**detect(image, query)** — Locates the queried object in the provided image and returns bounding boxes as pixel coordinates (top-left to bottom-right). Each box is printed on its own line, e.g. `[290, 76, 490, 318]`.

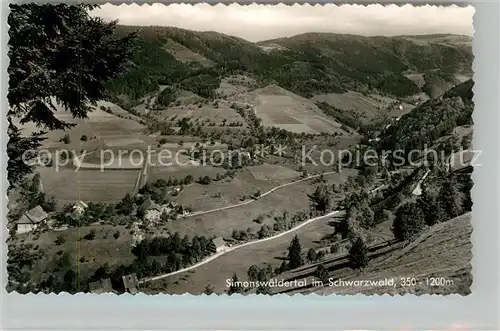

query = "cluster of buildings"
[140, 198, 190, 222]
[14, 205, 48, 234]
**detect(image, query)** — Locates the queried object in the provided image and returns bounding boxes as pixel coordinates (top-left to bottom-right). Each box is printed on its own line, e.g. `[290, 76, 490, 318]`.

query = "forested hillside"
[377, 79, 474, 154]
[103, 26, 473, 103]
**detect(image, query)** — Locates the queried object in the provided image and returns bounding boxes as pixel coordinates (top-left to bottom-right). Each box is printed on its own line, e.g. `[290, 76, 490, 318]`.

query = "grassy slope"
[318, 212, 472, 295]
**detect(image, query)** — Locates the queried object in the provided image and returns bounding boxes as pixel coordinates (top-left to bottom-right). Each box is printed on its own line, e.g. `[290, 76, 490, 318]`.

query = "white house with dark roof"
[212, 237, 227, 253]
[15, 205, 48, 234]
[141, 198, 162, 222]
[89, 278, 114, 294]
[122, 274, 139, 294]
[73, 200, 88, 216]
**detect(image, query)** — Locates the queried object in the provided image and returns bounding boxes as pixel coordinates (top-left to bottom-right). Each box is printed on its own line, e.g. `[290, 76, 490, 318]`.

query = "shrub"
[307, 248, 317, 262]
[84, 229, 96, 240]
[253, 215, 264, 224]
[60, 134, 71, 144]
[55, 235, 65, 245]
[80, 135, 88, 141]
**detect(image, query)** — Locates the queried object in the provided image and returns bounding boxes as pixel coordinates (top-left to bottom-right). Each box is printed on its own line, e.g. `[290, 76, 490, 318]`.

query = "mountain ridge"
[105, 25, 473, 103]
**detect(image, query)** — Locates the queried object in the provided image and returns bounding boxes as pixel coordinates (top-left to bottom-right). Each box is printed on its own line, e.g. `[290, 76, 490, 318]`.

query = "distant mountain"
[377, 79, 474, 153]
[105, 26, 473, 103]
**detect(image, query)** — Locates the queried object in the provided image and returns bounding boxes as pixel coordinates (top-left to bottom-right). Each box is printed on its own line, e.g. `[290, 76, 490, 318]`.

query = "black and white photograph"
[6, 3, 475, 296]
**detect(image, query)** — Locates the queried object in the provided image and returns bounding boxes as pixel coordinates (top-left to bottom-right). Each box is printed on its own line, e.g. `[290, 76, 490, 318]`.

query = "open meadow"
[13, 224, 136, 282]
[311, 91, 416, 124]
[143, 211, 340, 294]
[151, 99, 248, 128]
[163, 169, 355, 239]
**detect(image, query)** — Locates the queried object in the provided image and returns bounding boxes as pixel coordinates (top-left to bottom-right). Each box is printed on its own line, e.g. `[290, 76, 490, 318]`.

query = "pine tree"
[348, 236, 369, 270]
[461, 175, 473, 212]
[418, 188, 439, 226]
[438, 177, 462, 219]
[256, 284, 272, 295]
[392, 201, 426, 241]
[7, 120, 44, 189]
[314, 264, 330, 284]
[204, 284, 214, 295]
[247, 265, 259, 282]
[307, 185, 331, 213]
[287, 235, 303, 269]
[227, 273, 244, 295]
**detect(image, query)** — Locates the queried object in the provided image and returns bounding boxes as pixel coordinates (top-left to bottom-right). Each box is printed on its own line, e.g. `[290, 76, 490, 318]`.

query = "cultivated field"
[173, 166, 287, 211]
[215, 75, 258, 98]
[17, 100, 147, 156]
[151, 99, 248, 127]
[404, 73, 426, 88]
[38, 167, 139, 204]
[235, 84, 349, 134]
[163, 38, 215, 68]
[148, 164, 225, 183]
[246, 163, 300, 181]
[311, 90, 416, 123]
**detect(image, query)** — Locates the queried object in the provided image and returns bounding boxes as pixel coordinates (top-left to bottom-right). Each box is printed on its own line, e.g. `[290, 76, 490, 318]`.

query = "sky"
[91, 4, 474, 42]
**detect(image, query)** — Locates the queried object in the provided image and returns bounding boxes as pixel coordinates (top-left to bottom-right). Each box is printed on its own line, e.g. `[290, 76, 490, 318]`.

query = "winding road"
[139, 209, 341, 284]
[178, 171, 338, 219]
[138, 173, 384, 284]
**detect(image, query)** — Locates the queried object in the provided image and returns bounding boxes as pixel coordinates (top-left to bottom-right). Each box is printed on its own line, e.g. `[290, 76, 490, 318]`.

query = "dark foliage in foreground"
[7, 4, 136, 187]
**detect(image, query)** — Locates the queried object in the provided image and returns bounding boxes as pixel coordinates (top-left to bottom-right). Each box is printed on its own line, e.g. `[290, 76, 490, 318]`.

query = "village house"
[89, 278, 114, 294]
[212, 237, 227, 253]
[15, 205, 48, 234]
[141, 198, 162, 222]
[122, 274, 139, 294]
[73, 200, 88, 216]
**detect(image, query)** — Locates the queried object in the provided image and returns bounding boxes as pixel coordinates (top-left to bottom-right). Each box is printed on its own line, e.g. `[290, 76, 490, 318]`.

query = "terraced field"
[235, 84, 349, 135]
[38, 168, 139, 204]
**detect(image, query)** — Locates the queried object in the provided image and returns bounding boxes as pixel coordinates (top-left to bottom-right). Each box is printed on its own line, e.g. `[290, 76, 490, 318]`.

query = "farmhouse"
[122, 274, 139, 294]
[89, 278, 114, 294]
[141, 198, 162, 222]
[15, 205, 48, 234]
[212, 237, 227, 253]
[73, 200, 88, 216]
